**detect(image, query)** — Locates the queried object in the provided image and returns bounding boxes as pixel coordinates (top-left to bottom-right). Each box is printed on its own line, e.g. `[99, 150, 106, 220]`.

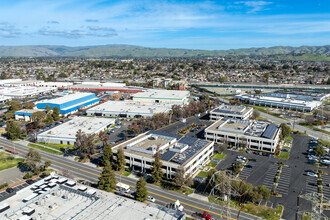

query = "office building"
[112, 130, 214, 178]
[209, 104, 253, 121]
[205, 118, 281, 153]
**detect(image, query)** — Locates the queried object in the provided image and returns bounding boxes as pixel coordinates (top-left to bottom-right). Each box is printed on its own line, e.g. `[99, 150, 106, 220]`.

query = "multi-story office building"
[112, 130, 214, 178]
[209, 104, 253, 121]
[204, 118, 281, 153]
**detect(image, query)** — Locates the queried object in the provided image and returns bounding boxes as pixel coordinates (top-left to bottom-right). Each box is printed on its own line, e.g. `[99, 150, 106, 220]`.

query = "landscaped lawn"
[0, 152, 23, 171]
[275, 151, 290, 160]
[208, 162, 217, 168]
[197, 171, 208, 178]
[285, 136, 293, 141]
[213, 152, 226, 160]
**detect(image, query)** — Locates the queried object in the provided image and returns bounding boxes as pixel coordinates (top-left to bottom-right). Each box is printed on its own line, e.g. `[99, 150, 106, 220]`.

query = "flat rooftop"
[115, 130, 211, 165]
[37, 92, 94, 105]
[0, 86, 56, 97]
[87, 101, 171, 115]
[237, 94, 322, 107]
[133, 89, 190, 100]
[207, 118, 279, 139]
[38, 117, 115, 139]
[69, 84, 143, 91]
[1, 176, 184, 220]
[211, 104, 252, 115]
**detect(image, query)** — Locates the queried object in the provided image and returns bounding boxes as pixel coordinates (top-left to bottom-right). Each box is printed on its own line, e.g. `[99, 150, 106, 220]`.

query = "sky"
[0, 0, 329, 49]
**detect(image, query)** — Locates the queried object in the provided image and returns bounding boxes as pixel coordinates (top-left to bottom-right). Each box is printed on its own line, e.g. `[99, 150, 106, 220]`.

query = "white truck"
[116, 182, 130, 193]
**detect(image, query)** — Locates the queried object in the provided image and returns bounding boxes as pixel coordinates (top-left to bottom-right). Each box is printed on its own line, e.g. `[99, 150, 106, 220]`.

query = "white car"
[147, 196, 156, 202]
[306, 172, 318, 177]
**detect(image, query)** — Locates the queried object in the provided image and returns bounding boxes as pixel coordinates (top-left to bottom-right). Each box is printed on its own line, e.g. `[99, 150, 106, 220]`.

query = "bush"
[23, 172, 33, 179]
[0, 183, 8, 189]
[274, 177, 279, 183]
[43, 170, 51, 176]
[317, 179, 323, 186]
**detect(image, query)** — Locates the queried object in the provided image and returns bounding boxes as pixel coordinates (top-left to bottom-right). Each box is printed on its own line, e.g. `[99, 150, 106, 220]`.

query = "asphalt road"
[0, 138, 257, 220]
[259, 112, 330, 141]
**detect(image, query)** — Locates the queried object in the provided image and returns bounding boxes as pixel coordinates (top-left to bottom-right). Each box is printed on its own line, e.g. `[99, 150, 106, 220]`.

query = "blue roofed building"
[15, 109, 45, 121]
[36, 92, 100, 116]
[205, 117, 281, 153]
[112, 130, 214, 178]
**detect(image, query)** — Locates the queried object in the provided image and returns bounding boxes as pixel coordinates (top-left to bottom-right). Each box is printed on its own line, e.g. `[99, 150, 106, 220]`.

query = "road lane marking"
[1, 141, 239, 220]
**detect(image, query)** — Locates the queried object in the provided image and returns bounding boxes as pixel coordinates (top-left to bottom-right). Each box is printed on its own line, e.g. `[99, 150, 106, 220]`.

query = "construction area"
[0, 175, 185, 220]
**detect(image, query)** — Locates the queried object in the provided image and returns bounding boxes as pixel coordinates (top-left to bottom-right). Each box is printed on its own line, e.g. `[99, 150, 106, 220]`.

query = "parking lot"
[0, 177, 42, 203]
[215, 133, 330, 219]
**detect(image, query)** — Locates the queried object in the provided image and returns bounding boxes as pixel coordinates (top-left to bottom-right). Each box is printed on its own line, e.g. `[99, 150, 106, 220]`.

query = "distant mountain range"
[0, 44, 329, 58]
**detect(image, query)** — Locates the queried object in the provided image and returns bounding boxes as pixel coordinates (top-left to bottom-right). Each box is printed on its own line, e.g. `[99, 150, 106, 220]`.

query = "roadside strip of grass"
[298, 124, 330, 136]
[243, 104, 287, 120]
[28, 143, 63, 156]
[36, 142, 72, 152]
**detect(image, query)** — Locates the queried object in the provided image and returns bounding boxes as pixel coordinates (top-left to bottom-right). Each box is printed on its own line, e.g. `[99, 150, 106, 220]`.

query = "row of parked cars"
[306, 138, 330, 165]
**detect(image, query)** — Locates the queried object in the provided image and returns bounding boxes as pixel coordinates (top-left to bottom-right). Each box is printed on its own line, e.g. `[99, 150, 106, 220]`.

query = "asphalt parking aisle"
[276, 166, 291, 195]
[305, 176, 318, 194]
[262, 164, 278, 191]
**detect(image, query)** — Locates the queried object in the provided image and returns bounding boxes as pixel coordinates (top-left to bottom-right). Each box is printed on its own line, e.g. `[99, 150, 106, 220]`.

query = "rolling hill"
[0, 44, 329, 58]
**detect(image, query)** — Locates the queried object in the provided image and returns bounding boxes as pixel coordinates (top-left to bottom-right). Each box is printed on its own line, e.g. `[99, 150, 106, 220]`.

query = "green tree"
[4, 112, 14, 120]
[31, 111, 47, 128]
[98, 161, 116, 192]
[280, 123, 291, 139]
[52, 107, 60, 121]
[45, 104, 52, 114]
[102, 143, 112, 166]
[6, 121, 21, 140]
[115, 148, 125, 171]
[254, 185, 270, 201]
[7, 101, 22, 112]
[44, 113, 53, 124]
[151, 151, 164, 183]
[25, 148, 41, 171]
[173, 167, 194, 189]
[23, 102, 35, 109]
[314, 145, 326, 157]
[135, 177, 148, 202]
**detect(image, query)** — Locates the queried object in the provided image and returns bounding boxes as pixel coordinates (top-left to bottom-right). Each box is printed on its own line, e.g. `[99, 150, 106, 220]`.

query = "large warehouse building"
[209, 104, 253, 121]
[132, 89, 190, 105]
[36, 92, 99, 115]
[112, 130, 214, 178]
[1, 176, 184, 220]
[86, 101, 172, 118]
[68, 82, 144, 93]
[37, 117, 115, 145]
[235, 94, 322, 112]
[204, 118, 281, 153]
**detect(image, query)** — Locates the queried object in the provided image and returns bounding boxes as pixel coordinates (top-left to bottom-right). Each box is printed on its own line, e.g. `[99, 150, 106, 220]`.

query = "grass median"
[28, 143, 64, 156]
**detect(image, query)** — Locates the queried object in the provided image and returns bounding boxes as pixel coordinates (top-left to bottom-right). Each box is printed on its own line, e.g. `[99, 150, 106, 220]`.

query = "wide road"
[0, 138, 258, 220]
[259, 112, 330, 141]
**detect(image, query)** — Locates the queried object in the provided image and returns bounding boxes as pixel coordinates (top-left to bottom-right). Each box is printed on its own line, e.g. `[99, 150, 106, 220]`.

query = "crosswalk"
[262, 164, 278, 191]
[276, 167, 291, 195]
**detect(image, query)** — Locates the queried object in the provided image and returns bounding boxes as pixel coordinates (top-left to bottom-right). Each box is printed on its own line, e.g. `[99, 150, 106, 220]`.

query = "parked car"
[249, 158, 257, 162]
[245, 165, 253, 168]
[147, 196, 156, 202]
[6, 188, 15, 193]
[306, 172, 318, 177]
[26, 179, 35, 185]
